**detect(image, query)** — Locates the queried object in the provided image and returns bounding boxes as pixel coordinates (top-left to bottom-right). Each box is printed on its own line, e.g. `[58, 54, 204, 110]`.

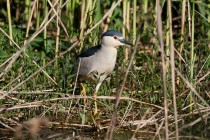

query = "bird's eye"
[113, 36, 118, 40]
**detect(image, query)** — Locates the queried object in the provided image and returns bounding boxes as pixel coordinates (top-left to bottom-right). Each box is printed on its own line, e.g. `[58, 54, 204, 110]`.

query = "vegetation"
[0, 0, 209, 139]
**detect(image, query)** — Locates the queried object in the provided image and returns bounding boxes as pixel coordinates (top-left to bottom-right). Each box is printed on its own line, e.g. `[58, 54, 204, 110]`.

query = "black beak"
[119, 38, 133, 46]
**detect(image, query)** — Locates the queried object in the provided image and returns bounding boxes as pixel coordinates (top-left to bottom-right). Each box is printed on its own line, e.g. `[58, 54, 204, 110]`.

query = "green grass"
[0, 0, 209, 139]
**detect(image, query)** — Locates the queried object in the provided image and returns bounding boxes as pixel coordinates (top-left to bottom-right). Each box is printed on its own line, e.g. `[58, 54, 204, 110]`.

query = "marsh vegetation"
[0, 0, 209, 139]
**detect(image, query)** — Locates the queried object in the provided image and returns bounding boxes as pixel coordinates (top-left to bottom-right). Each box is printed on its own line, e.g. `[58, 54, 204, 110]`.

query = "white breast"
[92, 46, 117, 75]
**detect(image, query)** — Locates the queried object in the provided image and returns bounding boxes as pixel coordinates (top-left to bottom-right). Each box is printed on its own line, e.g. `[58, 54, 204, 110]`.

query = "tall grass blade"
[132, 0, 136, 43]
[6, 0, 13, 45]
[190, 0, 195, 113]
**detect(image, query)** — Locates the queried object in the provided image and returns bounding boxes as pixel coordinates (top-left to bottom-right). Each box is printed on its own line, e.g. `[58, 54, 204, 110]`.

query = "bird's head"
[101, 30, 133, 48]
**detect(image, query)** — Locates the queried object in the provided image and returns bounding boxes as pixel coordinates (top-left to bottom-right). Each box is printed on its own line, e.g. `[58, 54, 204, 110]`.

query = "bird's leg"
[93, 82, 102, 115]
[80, 83, 87, 103]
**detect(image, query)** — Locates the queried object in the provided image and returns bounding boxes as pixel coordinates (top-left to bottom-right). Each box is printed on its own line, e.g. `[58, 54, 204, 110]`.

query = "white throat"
[100, 44, 117, 56]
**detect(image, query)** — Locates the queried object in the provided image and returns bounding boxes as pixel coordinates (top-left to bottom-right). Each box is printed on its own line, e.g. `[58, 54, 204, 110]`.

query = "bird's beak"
[119, 38, 133, 46]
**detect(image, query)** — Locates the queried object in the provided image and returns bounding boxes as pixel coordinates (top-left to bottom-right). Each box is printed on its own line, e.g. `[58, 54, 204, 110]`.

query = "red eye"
[113, 36, 118, 40]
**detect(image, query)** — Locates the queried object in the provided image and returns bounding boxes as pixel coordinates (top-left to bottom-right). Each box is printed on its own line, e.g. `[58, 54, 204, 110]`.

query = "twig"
[66, 58, 82, 123]
[0, 121, 15, 132]
[24, 0, 38, 46]
[179, 0, 186, 54]
[131, 108, 151, 139]
[47, 0, 69, 38]
[2, 95, 163, 111]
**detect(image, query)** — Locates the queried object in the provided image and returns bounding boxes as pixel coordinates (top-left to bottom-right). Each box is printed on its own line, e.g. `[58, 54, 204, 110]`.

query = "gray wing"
[72, 57, 93, 76]
[72, 45, 101, 77]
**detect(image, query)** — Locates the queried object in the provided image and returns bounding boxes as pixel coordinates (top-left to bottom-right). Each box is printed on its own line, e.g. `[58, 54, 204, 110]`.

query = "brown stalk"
[168, 0, 179, 139]
[24, 0, 38, 46]
[0, 121, 15, 132]
[2, 95, 162, 111]
[179, 0, 186, 54]
[131, 108, 151, 139]
[154, 120, 164, 140]
[66, 58, 82, 123]
[177, 0, 186, 86]
[81, 0, 90, 33]
[122, 0, 128, 60]
[137, 109, 163, 130]
[55, 1, 61, 68]
[47, 0, 69, 38]
[103, 2, 115, 32]
[187, 0, 191, 38]
[80, 0, 85, 31]
[156, 0, 169, 139]
[119, 101, 134, 127]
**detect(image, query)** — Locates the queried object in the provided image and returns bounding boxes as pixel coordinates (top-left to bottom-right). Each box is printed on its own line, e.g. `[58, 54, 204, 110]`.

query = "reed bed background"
[0, 0, 209, 139]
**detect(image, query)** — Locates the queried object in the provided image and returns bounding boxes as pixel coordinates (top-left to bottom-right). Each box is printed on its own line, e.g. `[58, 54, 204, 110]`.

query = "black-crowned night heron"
[73, 30, 133, 114]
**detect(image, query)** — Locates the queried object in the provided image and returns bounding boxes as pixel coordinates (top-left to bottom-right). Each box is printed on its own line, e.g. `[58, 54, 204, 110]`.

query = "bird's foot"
[80, 83, 87, 103]
[93, 108, 98, 115]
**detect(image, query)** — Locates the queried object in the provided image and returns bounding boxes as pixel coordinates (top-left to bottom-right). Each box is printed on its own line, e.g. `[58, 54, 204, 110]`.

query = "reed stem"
[6, 0, 13, 45]
[190, 0, 195, 113]
[132, 0, 136, 43]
